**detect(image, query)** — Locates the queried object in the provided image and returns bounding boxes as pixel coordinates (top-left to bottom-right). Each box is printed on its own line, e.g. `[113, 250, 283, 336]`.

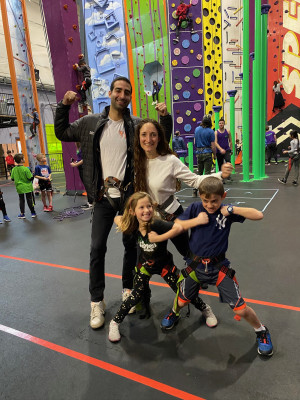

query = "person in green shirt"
[11, 154, 36, 219]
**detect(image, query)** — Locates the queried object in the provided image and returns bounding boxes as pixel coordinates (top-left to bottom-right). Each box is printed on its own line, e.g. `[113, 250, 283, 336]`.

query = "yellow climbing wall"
[202, 0, 223, 124]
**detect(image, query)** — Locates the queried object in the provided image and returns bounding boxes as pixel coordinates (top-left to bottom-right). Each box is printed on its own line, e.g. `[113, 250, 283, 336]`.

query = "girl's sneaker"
[18, 213, 25, 219]
[43, 205, 49, 212]
[48, 205, 53, 212]
[3, 215, 11, 222]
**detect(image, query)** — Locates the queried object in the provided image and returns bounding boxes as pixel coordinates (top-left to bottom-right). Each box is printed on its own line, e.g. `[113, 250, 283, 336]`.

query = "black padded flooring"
[0, 164, 299, 400]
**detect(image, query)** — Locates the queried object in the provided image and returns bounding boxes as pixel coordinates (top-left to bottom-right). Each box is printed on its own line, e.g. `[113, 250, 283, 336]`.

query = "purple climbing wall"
[41, 0, 84, 192]
[168, 0, 205, 143]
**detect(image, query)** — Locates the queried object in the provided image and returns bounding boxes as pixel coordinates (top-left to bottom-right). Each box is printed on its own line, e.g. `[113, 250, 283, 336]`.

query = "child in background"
[73, 57, 91, 105]
[0, 190, 11, 223]
[5, 150, 15, 176]
[108, 192, 217, 343]
[278, 130, 299, 186]
[27, 108, 40, 138]
[154, 177, 273, 357]
[11, 153, 36, 219]
[34, 153, 53, 212]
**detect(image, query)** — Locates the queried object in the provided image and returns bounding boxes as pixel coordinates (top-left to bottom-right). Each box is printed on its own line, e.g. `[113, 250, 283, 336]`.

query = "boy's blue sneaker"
[31, 212, 37, 218]
[256, 327, 273, 356]
[160, 311, 180, 330]
[3, 215, 11, 222]
[18, 213, 26, 219]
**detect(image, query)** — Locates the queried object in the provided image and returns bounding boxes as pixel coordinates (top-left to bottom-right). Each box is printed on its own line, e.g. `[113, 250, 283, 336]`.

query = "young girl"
[108, 192, 214, 342]
[278, 130, 299, 186]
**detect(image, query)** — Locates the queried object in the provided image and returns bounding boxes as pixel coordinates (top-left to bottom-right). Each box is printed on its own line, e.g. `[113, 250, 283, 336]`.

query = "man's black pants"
[89, 198, 137, 302]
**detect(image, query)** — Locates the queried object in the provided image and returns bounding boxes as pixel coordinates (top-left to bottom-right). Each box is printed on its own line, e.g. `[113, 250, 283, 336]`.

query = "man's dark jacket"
[54, 103, 172, 202]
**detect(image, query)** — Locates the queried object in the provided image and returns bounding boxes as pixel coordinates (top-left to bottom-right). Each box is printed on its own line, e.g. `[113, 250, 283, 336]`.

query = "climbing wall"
[81, 0, 129, 114]
[168, 0, 204, 141]
[202, 0, 223, 126]
[221, 1, 243, 140]
[267, 0, 300, 153]
[124, 0, 171, 119]
[42, 0, 84, 191]
[6, 0, 40, 169]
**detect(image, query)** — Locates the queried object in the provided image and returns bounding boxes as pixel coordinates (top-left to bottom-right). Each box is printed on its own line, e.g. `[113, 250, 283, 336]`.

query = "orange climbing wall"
[202, 0, 223, 124]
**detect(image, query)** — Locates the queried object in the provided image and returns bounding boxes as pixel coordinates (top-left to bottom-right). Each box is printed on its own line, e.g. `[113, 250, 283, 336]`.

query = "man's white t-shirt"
[99, 118, 127, 198]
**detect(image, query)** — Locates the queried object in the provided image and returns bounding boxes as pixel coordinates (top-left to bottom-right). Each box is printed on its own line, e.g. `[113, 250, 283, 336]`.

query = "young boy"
[27, 108, 40, 138]
[149, 176, 273, 357]
[5, 150, 15, 176]
[34, 154, 53, 212]
[0, 190, 11, 223]
[11, 153, 36, 219]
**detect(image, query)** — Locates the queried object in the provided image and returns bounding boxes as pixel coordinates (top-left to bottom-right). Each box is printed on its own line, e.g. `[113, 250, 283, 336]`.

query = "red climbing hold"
[68, 37, 73, 43]
[63, 4, 68, 10]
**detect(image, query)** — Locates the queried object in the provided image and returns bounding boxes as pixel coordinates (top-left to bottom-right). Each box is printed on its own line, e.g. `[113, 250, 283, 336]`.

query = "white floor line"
[261, 189, 279, 212]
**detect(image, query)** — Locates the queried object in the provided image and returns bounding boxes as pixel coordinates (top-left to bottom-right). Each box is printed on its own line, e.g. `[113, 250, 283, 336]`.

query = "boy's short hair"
[36, 153, 44, 161]
[199, 176, 225, 197]
[7, 150, 11, 154]
[14, 153, 24, 164]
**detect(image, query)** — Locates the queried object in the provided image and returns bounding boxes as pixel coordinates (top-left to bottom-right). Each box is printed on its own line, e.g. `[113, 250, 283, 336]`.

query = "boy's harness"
[97, 176, 131, 211]
[180, 252, 235, 283]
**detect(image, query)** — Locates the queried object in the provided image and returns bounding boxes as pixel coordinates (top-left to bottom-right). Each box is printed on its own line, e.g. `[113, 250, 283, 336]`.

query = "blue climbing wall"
[81, 0, 129, 113]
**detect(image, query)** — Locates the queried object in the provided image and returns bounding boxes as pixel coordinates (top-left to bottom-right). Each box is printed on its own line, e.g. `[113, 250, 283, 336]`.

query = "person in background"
[152, 80, 162, 105]
[70, 142, 93, 210]
[5, 150, 15, 176]
[235, 139, 242, 156]
[34, 153, 53, 212]
[11, 153, 36, 219]
[73, 57, 92, 106]
[172, 130, 186, 153]
[0, 190, 11, 223]
[193, 114, 216, 196]
[215, 117, 233, 176]
[27, 108, 40, 138]
[265, 126, 278, 165]
[278, 130, 299, 186]
[272, 81, 285, 113]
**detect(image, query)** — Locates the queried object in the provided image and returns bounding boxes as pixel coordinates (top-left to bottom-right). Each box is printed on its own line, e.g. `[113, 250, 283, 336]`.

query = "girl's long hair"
[134, 118, 179, 192]
[119, 192, 154, 234]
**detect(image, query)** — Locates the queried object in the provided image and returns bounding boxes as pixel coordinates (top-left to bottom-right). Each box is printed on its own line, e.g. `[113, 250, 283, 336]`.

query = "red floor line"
[1, 254, 299, 312]
[0, 324, 206, 400]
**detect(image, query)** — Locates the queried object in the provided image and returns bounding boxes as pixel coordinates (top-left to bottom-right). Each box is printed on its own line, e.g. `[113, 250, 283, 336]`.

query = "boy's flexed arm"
[221, 206, 263, 220]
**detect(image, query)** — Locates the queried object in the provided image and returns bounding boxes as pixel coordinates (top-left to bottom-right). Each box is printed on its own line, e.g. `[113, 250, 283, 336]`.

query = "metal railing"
[0, 93, 16, 116]
[0, 156, 8, 179]
[46, 153, 64, 172]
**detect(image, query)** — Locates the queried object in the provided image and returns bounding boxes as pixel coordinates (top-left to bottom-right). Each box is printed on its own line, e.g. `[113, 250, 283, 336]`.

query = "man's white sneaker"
[122, 289, 136, 314]
[90, 300, 105, 329]
[202, 304, 218, 327]
[108, 320, 121, 342]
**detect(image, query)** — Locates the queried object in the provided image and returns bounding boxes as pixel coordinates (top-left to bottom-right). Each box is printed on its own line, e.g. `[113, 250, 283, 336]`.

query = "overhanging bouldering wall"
[124, 0, 171, 119]
[168, 0, 205, 141]
[81, 0, 129, 114]
[41, 0, 84, 192]
[267, 0, 300, 154]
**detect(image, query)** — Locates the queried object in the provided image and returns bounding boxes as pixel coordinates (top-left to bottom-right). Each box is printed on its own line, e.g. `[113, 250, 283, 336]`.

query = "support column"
[0, 0, 28, 166]
[260, 4, 271, 179]
[213, 105, 222, 173]
[227, 90, 237, 174]
[242, 0, 250, 182]
[252, 0, 262, 180]
[186, 136, 194, 172]
[21, 0, 45, 154]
